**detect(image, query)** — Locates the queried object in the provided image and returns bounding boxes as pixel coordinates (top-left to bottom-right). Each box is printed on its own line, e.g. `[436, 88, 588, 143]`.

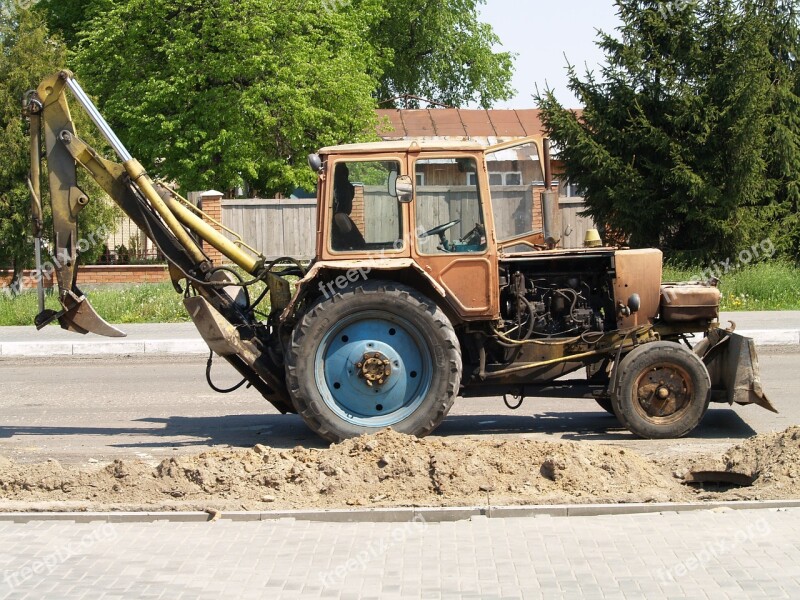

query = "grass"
[0, 283, 191, 326]
[1, 260, 797, 326]
[663, 260, 800, 311]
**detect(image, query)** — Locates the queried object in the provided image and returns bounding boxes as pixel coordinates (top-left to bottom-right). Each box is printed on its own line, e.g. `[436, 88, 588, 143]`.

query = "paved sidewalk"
[0, 312, 798, 357]
[0, 508, 798, 599]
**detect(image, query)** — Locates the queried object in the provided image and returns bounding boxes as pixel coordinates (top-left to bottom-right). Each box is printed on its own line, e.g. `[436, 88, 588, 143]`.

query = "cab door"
[409, 152, 500, 321]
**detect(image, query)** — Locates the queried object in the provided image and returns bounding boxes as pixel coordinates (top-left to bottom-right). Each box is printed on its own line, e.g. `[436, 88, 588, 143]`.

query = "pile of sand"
[1, 427, 798, 511]
[0, 430, 688, 511]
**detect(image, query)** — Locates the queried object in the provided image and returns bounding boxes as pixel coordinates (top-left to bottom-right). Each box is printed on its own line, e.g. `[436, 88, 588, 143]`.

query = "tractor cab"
[310, 137, 551, 322]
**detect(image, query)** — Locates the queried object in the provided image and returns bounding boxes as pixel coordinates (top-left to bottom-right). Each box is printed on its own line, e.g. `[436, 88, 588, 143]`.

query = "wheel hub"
[636, 367, 690, 418]
[357, 352, 392, 387]
[315, 313, 432, 425]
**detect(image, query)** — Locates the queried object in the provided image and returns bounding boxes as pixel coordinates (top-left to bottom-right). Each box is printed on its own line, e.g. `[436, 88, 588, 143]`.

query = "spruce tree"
[752, 0, 800, 259]
[536, 0, 785, 262]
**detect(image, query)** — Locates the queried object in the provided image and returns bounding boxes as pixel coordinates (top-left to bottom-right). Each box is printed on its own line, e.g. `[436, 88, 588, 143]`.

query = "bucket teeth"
[37, 289, 126, 337]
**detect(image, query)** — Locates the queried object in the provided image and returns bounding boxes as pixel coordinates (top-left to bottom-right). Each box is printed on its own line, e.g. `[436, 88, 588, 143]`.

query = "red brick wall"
[77, 265, 169, 284]
[1, 265, 169, 290]
[0, 270, 55, 290]
[350, 186, 366, 232]
[531, 185, 557, 233]
[200, 192, 224, 266]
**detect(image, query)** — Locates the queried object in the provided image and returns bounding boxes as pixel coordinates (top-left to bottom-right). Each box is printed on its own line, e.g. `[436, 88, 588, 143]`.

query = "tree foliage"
[70, 0, 383, 195]
[35, 0, 110, 49]
[536, 0, 800, 262]
[0, 1, 117, 281]
[756, 0, 800, 259]
[42, 0, 515, 113]
[352, 0, 515, 108]
[38, 0, 515, 195]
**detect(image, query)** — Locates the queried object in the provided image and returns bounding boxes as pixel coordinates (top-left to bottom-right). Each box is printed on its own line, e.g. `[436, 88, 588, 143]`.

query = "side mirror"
[395, 174, 413, 203]
[308, 153, 323, 173]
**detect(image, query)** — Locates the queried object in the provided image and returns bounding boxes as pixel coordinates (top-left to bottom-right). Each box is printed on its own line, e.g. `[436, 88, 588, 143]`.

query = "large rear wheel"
[286, 281, 461, 443]
[611, 341, 710, 439]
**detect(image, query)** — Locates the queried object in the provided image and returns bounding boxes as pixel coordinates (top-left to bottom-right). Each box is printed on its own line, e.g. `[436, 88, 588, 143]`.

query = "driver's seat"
[331, 163, 365, 251]
[332, 213, 366, 251]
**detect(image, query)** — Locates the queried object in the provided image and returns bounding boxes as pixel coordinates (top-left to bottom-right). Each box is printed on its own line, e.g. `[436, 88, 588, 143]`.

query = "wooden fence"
[220, 191, 594, 259]
[221, 199, 317, 260]
[559, 197, 596, 249]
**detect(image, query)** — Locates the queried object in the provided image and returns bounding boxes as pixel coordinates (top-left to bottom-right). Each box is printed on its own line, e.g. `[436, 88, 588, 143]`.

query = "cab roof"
[318, 139, 487, 155]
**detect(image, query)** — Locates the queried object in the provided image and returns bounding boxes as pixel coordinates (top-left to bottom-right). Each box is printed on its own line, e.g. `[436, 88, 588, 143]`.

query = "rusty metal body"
[22, 72, 771, 441]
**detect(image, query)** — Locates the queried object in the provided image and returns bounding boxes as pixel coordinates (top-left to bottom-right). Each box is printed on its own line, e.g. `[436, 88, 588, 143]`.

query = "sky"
[478, 0, 622, 108]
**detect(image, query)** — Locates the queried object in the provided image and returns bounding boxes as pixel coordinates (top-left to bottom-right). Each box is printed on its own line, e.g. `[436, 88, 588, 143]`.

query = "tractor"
[21, 71, 773, 442]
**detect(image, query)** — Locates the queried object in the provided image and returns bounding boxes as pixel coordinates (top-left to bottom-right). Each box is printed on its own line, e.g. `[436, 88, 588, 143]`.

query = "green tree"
[35, 0, 111, 49]
[70, 0, 382, 195]
[753, 0, 800, 259]
[1, 1, 118, 291]
[41, 0, 515, 112]
[352, 0, 515, 108]
[536, 0, 796, 262]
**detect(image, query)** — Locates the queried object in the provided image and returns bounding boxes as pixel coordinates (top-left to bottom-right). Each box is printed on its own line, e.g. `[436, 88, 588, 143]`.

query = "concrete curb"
[0, 329, 797, 357]
[0, 339, 209, 357]
[1, 499, 799, 524]
[738, 329, 800, 347]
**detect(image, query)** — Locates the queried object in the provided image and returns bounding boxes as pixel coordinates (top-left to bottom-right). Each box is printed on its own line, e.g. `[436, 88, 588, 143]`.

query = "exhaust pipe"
[541, 139, 561, 249]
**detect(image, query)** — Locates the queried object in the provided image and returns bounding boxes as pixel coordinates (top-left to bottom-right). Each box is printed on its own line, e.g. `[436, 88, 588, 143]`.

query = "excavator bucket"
[35, 289, 126, 337]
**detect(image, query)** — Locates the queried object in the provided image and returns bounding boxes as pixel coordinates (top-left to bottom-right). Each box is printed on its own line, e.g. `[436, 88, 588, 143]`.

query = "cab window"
[330, 160, 403, 252]
[485, 141, 543, 240]
[414, 157, 486, 255]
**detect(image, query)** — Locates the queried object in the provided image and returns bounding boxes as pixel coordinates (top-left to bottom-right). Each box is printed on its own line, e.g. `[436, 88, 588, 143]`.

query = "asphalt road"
[0, 347, 797, 464]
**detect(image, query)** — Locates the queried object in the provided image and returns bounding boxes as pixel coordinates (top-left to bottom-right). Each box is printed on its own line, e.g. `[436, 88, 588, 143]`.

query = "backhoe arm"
[25, 73, 127, 336]
[23, 70, 297, 413]
[24, 71, 215, 335]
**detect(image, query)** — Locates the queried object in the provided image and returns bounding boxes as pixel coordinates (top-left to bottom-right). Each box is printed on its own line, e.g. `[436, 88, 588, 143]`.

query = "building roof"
[318, 139, 487, 155]
[376, 108, 546, 140]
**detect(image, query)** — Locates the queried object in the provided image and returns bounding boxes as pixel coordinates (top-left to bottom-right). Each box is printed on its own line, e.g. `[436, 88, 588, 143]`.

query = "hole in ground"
[682, 470, 756, 493]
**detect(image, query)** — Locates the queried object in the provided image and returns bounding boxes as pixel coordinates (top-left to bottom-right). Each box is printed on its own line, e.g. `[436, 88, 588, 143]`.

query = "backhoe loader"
[20, 71, 774, 442]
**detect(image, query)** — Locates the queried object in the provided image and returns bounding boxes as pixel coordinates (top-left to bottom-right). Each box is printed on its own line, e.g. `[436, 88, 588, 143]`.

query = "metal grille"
[96, 216, 163, 264]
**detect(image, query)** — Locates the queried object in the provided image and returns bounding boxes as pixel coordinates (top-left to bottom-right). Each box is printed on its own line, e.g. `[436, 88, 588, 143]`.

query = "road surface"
[0, 347, 797, 464]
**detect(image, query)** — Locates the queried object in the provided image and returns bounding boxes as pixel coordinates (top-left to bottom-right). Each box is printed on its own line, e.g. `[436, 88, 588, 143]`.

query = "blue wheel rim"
[314, 310, 433, 427]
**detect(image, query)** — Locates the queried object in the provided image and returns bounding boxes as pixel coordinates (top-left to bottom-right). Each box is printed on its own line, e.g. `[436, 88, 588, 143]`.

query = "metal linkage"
[63, 74, 133, 163]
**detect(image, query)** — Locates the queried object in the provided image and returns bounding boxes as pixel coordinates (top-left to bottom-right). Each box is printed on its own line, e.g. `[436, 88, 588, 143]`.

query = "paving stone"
[1, 509, 800, 598]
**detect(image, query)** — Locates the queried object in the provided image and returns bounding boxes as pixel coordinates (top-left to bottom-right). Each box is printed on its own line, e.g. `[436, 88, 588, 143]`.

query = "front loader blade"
[703, 328, 776, 413]
[37, 289, 126, 338]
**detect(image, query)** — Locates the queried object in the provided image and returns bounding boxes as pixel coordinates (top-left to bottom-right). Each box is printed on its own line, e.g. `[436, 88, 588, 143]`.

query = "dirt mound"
[0, 430, 690, 511]
[686, 426, 800, 501]
[4, 428, 799, 512]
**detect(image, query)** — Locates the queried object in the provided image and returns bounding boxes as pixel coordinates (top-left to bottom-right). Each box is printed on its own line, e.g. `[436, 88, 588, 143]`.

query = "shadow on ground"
[0, 405, 756, 454]
[438, 405, 756, 441]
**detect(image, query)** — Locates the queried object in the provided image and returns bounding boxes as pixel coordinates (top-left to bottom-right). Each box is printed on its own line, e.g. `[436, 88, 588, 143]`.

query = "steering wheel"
[423, 219, 461, 238]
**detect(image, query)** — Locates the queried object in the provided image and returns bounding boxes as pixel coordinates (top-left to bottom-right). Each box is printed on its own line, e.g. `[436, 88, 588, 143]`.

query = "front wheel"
[611, 341, 711, 439]
[286, 281, 462, 443]
[594, 397, 616, 416]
